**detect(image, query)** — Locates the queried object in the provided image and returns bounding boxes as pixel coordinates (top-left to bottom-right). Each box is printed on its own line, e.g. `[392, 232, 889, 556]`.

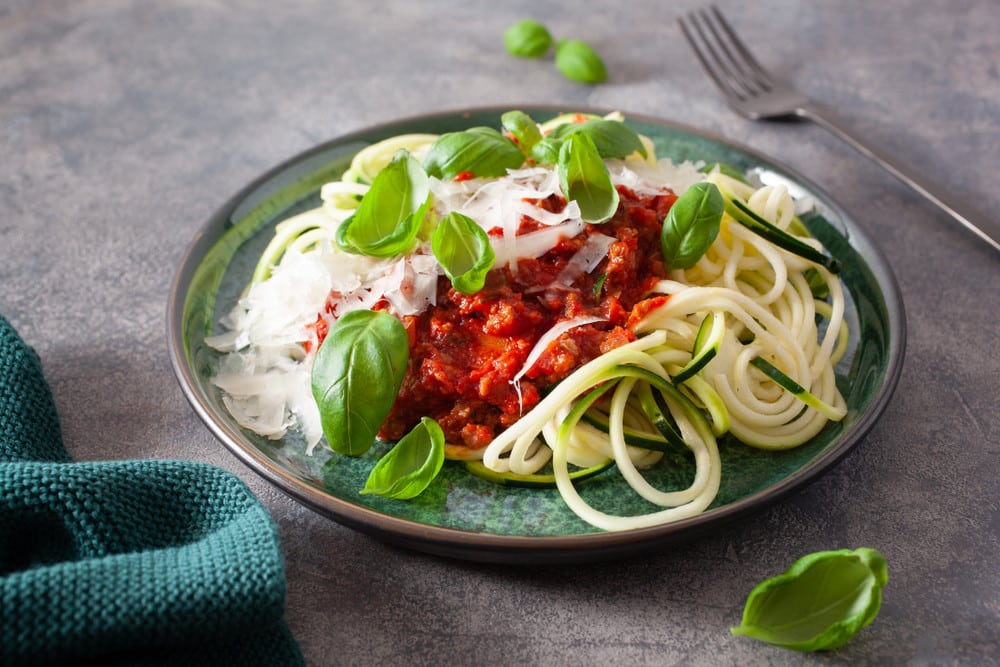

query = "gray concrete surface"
[2, 0, 998, 664]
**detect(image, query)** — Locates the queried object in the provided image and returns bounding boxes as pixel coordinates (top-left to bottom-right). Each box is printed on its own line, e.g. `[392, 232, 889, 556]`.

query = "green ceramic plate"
[168, 106, 905, 564]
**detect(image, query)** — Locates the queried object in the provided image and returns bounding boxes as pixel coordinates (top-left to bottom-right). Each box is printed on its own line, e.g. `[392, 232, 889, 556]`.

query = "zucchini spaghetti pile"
[208, 111, 848, 532]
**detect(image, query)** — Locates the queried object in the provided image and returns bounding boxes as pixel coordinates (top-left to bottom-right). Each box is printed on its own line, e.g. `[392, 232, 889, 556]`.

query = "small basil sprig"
[423, 127, 525, 180]
[558, 131, 619, 224]
[546, 119, 646, 160]
[732, 548, 889, 652]
[432, 211, 496, 294]
[336, 150, 429, 257]
[531, 118, 645, 166]
[660, 182, 724, 269]
[503, 19, 553, 58]
[361, 417, 445, 499]
[555, 39, 607, 83]
[310, 310, 409, 456]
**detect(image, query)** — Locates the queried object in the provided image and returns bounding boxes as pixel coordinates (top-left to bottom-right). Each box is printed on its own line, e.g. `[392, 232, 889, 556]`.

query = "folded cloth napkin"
[0, 315, 303, 666]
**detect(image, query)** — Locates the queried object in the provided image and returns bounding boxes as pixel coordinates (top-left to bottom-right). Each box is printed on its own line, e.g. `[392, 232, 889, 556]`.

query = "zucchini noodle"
[209, 113, 850, 532]
[480, 164, 849, 527]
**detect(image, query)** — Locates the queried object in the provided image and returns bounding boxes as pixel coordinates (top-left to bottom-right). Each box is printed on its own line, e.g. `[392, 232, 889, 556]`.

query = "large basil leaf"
[732, 548, 889, 652]
[557, 131, 619, 224]
[361, 417, 445, 499]
[310, 310, 409, 456]
[336, 150, 429, 258]
[422, 127, 525, 180]
[431, 211, 496, 294]
[660, 181, 723, 269]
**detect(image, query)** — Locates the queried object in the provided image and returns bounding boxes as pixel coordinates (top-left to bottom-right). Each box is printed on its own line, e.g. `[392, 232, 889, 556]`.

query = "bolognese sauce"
[313, 185, 678, 451]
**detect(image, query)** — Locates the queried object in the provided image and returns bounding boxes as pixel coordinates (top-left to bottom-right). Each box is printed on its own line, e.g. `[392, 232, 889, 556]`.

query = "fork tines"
[678, 6, 775, 102]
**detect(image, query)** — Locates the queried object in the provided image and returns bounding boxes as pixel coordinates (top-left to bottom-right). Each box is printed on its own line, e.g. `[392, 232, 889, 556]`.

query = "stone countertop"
[2, 0, 998, 664]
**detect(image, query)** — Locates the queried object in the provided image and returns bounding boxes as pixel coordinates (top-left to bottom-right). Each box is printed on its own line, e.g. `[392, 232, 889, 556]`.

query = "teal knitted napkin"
[0, 315, 303, 666]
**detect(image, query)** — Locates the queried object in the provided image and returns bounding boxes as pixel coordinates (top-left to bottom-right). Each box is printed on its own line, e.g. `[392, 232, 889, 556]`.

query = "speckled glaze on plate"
[168, 106, 905, 564]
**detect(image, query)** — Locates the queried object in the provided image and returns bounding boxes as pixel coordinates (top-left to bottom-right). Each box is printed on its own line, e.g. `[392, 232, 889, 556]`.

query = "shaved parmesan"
[530, 232, 615, 292]
[430, 167, 584, 272]
[491, 218, 587, 268]
[607, 157, 707, 197]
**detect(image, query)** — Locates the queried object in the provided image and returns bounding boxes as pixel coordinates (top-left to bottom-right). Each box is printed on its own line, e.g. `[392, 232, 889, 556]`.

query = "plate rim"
[167, 104, 906, 564]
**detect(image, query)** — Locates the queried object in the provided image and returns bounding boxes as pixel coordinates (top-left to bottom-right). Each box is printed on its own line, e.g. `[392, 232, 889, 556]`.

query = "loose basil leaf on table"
[361, 417, 446, 499]
[660, 181, 724, 269]
[335, 150, 429, 258]
[558, 131, 619, 224]
[431, 211, 496, 295]
[310, 310, 410, 456]
[500, 110, 543, 154]
[732, 547, 889, 652]
[554, 38, 608, 83]
[423, 127, 525, 180]
[503, 19, 553, 58]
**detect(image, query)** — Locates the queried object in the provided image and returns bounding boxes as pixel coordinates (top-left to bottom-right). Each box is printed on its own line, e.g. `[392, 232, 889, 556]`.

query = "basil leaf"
[732, 548, 889, 652]
[361, 417, 445, 499]
[554, 39, 607, 83]
[557, 131, 619, 224]
[422, 127, 525, 180]
[336, 150, 429, 258]
[310, 310, 409, 456]
[500, 110, 543, 154]
[431, 211, 496, 294]
[660, 182, 723, 269]
[530, 137, 562, 165]
[548, 119, 646, 159]
[503, 19, 553, 58]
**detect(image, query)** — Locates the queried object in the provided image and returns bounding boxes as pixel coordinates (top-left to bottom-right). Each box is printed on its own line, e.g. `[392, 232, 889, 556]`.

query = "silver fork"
[678, 6, 1000, 254]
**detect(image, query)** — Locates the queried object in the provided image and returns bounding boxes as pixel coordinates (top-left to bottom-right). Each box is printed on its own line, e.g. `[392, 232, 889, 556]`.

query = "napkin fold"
[0, 315, 303, 666]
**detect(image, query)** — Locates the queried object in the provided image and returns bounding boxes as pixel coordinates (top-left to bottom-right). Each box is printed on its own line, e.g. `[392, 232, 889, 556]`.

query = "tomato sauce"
[376, 185, 678, 450]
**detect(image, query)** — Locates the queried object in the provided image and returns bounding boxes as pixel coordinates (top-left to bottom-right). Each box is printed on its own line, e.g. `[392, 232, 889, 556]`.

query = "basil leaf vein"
[310, 310, 409, 456]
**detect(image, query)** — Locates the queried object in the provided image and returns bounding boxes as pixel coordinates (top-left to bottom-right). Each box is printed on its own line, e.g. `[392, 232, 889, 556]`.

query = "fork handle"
[797, 102, 1000, 254]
